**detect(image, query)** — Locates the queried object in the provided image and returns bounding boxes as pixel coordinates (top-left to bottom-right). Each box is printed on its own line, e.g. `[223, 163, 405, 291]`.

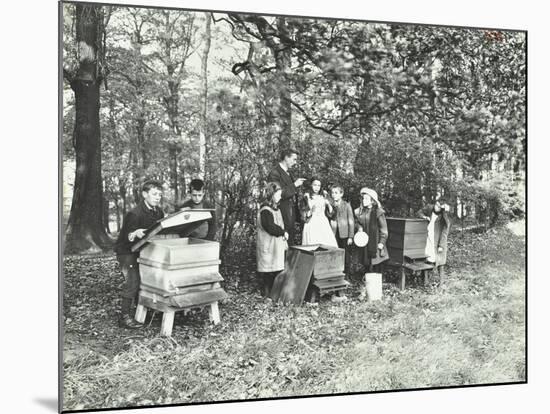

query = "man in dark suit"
[267, 149, 305, 245]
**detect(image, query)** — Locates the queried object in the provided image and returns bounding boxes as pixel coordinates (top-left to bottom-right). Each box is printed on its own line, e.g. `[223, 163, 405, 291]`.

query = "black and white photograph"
[59, 0, 527, 412]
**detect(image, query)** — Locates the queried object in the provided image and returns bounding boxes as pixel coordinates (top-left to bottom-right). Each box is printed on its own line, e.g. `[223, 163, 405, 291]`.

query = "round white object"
[354, 231, 369, 247]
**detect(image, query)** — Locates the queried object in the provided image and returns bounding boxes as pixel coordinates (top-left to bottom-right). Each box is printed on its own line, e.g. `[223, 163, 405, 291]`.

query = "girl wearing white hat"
[354, 187, 389, 272]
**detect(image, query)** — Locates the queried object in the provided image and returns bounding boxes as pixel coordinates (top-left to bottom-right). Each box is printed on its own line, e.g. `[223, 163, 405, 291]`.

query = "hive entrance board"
[270, 249, 315, 305]
[131, 208, 214, 252]
[271, 245, 346, 304]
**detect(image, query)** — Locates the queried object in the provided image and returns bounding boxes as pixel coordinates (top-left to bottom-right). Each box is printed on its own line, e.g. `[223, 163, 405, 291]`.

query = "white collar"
[279, 162, 288, 172]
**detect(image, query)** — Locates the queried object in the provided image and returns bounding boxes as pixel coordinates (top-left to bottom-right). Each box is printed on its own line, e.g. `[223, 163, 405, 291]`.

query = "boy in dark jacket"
[329, 185, 355, 273]
[177, 179, 217, 241]
[114, 180, 164, 328]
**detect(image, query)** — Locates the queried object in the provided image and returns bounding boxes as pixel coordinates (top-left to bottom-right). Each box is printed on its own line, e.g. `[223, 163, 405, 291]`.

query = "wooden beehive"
[138, 238, 222, 294]
[386, 218, 429, 263]
[271, 244, 349, 304]
[293, 244, 346, 288]
[130, 209, 228, 335]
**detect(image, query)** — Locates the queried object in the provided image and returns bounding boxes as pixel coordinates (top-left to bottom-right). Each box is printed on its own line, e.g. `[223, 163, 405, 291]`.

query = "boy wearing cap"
[114, 180, 165, 329]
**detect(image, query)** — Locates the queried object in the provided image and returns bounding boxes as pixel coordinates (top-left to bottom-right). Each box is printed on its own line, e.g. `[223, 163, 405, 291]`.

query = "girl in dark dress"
[354, 187, 389, 273]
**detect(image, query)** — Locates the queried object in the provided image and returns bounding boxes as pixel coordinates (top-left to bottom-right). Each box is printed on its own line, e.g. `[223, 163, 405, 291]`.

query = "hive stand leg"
[135, 303, 147, 324]
[208, 302, 220, 325]
[310, 288, 318, 303]
[160, 311, 175, 336]
[423, 270, 429, 286]
[337, 289, 345, 297]
[399, 267, 406, 290]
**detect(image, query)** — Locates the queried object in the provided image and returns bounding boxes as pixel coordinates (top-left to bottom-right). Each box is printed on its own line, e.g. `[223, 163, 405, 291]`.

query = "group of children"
[114, 172, 451, 328]
[256, 177, 452, 298]
[255, 178, 393, 297]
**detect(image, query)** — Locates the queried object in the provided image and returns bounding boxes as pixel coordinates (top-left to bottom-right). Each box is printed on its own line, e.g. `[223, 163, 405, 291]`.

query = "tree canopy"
[62, 3, 526, 253]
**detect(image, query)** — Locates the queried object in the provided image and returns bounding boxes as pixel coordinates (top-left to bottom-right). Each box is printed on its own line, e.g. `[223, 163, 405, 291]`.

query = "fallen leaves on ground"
[62, 221, 526, 410]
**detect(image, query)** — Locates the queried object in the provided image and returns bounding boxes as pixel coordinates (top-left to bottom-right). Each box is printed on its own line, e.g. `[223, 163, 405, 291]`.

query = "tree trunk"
[103, 195, 111, 234]
[199, 13, 211, 178]
[275, 17, 292, 148]
[170, 145, 179, 202]
[65, 4, 112, 253]
[115, 192, 121, 232]
[130, 148, 140, 202]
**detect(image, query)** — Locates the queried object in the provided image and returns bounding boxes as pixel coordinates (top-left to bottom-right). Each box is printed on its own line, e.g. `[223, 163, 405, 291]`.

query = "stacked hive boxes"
[138, 237, 226, 308]
[131, 209, 227, 336]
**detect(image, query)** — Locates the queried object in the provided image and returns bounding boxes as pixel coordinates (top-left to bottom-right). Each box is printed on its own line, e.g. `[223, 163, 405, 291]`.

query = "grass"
[62, 220, 525, 411]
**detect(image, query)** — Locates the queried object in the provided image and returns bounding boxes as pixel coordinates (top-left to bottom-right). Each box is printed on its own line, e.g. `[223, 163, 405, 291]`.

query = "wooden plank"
[138, 238, 219, 265]
[404, 252, 428, 261]
[313, 277, 347, 287]
[138, 295, 178, 313]
[161, 311, 175, 336]
[164, 289, 226, 308]
[399, 267, 406, 290]
[138, 257, 221, 270]
[132, 209, 215, 252]
[313, 279, 350, 289]
[403, 262, 434, 272]
[139, 289, 227, 310]
[313, 271, 346, 281]
[270, 249, 315, 305]
[319, 287, 348, 296]
[138, 265, 223, 292]
[139, 274, 224, 295]
[135, 304, 147, 323]
[208, 302, 220, 325]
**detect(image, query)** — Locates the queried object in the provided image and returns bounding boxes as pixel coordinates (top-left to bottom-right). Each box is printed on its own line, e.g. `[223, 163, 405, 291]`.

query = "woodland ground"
[62, 220, 525, 411]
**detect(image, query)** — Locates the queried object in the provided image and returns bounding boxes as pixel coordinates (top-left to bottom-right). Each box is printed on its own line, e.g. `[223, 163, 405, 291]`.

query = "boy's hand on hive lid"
[283, 232, 289, 241]
[128, 229, 147, 242]
[347, 238, 353, 246]
[377, 243, 384, 250]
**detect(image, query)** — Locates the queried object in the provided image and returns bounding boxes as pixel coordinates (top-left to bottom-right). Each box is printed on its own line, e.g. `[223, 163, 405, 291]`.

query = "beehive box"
[131, 208, 227, 299]
[386, 218, 428, 263]
[271, 245, 348, 304]
[138, 238, 222, 293]
[292, 245, 345, 280]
